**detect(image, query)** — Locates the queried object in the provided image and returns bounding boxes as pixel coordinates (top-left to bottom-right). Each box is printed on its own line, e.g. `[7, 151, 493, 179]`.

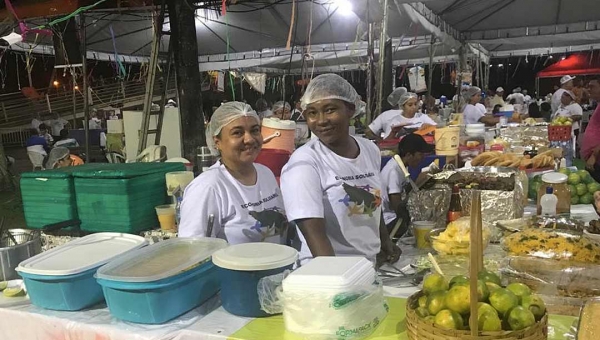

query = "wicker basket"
[548, 125, 572, 142]
[405, 291, 548, 340]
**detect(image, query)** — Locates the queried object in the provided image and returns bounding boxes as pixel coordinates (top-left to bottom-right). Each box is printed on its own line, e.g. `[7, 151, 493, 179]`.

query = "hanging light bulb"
[74, 85, 79, 90]
[53, 80, 59, 86]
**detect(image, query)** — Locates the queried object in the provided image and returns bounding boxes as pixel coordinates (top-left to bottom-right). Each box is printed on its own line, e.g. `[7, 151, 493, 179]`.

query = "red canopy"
[537, 53, 600, 78]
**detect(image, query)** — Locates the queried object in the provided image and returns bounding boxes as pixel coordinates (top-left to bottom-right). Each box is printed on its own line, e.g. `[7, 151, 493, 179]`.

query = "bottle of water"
[540, 187, 558, 216]
[175, 196, 183, 226]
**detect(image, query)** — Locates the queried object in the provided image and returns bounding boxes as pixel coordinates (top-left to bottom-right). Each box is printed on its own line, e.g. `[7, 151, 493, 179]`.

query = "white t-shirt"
[507, 93, 525, 105]
[380, 159, 406, 225]
[50, 118, 68, 136]
[475, 103, 487, 114]
[368, 109, 408, 139]
[54, 138, 79, 148]
[554, 103, 583, 132]
[179, 162, 288, 245]
[463, 104, 485, 124]
[31, 118, 41, 132]
[280, 137, 383, 263]
[403, 112, 437, 129]
[89, 118, 102, 130]
[551, 89, 567, 115]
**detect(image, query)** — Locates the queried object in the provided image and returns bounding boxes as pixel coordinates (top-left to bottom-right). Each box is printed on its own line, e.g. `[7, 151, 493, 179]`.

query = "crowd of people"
[27, 112, 84, 170]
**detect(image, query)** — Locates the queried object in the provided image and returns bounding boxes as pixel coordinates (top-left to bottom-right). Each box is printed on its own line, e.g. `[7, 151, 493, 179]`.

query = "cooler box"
[72, 163, 184, 233]
[96, 238, 227, 324]
[16, 233, 147, 311]
[20, 164, 106, 229]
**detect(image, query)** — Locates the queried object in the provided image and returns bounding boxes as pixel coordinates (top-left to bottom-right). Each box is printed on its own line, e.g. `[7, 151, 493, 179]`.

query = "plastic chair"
[106, 152, 126, 164]
[131, 145, 167, 163]
[27, 151, 45, 171]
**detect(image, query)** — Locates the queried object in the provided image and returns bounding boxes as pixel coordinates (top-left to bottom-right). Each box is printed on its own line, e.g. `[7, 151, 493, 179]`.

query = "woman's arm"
[479, 115, 500, 126]
[365, 127, 382, 142]
[296, 218, 335, 257]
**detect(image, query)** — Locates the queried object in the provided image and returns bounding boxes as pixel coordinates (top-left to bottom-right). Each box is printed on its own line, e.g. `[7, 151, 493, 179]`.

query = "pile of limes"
[529, 169, 600, 204]
[416, 271, 546, 332]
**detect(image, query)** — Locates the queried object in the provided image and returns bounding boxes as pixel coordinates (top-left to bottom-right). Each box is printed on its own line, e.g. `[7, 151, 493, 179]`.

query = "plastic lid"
[17, 233, 147, 276]
[283, 257, 375, 290]
[542, 172, 568, 184]
[72, 163, 184, 179]
[546, 187, 554, 194]
[212, 243, 298, 271]
[96, 238, 227, 282]
[261, 117, 297, 130]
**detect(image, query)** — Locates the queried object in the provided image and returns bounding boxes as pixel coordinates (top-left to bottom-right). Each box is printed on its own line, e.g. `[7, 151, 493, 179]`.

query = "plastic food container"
[16, 233, 147, 311]
[281, 257, 387, 339]
[212, 243, 298, 317]
[96, 238, 227, 324]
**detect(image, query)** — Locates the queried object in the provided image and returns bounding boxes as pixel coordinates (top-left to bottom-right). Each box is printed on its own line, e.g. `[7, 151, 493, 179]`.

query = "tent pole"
[366, 23, 375, 124]
[536, 77, 540, 99]
[427, 35, 435, 100]
[80, 14, 90, 163]
[376, 0, 389, 117]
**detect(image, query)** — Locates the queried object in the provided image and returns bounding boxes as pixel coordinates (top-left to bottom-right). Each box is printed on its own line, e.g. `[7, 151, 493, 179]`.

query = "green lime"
[506, 306, 536, 330]
[569, 184, 578, 197]
[588, 182, 600, 195]
[423, 273, 449, 295]
[486, 282, 502, 293]
[418, 295, 428, 308]
[427, 291, 448, 315]
[434, 309, 464, 330]
[416, 306, 430, 318]
[579, 170, 593, 184]
[506, 283, 531, 304]
[581, 193, 594, 205]
[558, 168, 570, 176]
[3, 287, 25, 297]
[449, 275, 469, 288]
[521, 294, 547, 321]
[478, 302, 498, 317]
[477, 280, 490, 302]
[489, 288, 519, 318]
[478, 270, 502, 286]
[0, 281, 7, 291]
[571, 195, 580, 205]
[568, 173, 582, 185]
[577, 183, 588, 196]
[445, 285, 471, 315]
[479, 310, 502, 331]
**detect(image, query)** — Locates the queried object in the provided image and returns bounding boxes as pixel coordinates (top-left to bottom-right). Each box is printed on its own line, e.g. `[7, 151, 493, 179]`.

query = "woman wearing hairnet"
[365, 87, 436, 141]
[280, 74, 401, 267]
[272, 101, 292, 120]
[45, 147, 84, 169]
[463, 86, 501, 126]
[178, 102, 289, 244]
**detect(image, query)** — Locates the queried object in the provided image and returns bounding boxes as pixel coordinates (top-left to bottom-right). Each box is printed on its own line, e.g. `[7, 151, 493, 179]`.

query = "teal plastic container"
[95, 238, 228, 324]
[72, 163, 184, 233]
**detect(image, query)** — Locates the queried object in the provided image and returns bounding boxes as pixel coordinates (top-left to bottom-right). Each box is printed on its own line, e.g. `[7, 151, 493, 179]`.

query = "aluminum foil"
[500, 125, 549, 150]
[142, 229, 178, 244]
[41, 233, 78, 251]
[408, 167, 526, 240]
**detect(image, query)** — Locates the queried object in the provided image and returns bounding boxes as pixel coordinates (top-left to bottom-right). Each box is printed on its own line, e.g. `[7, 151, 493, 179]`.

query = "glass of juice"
[413, 221, 435, 249]
[155, 204, 177, 231]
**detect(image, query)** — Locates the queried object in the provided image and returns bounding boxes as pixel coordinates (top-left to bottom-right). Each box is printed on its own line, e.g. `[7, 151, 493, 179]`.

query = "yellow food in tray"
[430, 217, 491, 255]
[502, 229, 600, 263]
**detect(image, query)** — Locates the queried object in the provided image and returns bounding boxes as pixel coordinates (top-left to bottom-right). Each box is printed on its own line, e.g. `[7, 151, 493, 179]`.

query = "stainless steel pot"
[0, 229, 42, 281]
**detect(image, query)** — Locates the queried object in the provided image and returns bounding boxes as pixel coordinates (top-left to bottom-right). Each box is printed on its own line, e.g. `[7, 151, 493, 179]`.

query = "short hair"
[59, 129, 69, 138]
[540, 102, 551, 112]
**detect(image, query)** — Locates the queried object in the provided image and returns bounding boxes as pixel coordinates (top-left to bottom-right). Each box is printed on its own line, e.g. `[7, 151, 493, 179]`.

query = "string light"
[53, 80, 59, 86]
[74, 85, 79, 90]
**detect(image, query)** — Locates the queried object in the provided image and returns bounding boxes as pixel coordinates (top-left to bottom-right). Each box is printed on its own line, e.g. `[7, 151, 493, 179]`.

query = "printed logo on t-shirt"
[339, 183, 382, 217]
[241, 207, 288, 242]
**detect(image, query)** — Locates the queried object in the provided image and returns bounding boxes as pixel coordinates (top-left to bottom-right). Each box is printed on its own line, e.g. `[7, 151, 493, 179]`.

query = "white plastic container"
[281, 257, 387, 339]
[16, 233, 147, 311]
[96, 238, 227, 324]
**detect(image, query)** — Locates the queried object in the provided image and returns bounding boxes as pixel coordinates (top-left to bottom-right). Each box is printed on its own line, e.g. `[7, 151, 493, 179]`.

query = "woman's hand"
[377, 239, 402, 268]
[587, 154, 597, 171]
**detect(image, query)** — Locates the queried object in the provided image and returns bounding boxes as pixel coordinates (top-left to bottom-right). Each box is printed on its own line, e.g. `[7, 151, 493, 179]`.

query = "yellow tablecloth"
[228, 297, 576, 340]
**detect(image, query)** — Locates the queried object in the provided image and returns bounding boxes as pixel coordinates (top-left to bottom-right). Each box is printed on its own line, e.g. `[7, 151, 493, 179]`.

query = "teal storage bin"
[20, 164, 107, 229]
[73, 163, 184, 233]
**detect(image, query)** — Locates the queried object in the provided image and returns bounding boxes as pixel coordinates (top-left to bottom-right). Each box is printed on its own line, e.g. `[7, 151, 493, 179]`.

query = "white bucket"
[435, 126, 460, 156]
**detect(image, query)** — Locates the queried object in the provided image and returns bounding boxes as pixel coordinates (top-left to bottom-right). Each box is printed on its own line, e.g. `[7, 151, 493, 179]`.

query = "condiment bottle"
[540, 187, 558, 216]
[447, 185, 462, 224]
[537, 172, 570, 215]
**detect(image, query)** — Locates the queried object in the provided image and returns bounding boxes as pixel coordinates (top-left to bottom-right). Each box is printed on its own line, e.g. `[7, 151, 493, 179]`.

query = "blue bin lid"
[96, 238, 227, 282]
[212, 243, 298, 271]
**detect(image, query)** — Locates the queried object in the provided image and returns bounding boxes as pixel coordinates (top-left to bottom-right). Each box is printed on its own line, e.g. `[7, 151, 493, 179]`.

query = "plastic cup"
[155, 204, 176, 231]
[413, 221, 435, 249]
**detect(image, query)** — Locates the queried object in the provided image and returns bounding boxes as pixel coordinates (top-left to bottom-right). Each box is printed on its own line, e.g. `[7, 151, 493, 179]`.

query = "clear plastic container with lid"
[537, 172, 570, 215]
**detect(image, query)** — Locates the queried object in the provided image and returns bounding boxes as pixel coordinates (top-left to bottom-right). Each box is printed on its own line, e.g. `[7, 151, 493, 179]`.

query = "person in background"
[31, 113, 42, 133]
[280, 73, 401, 267]
[463, 86, 501, 126]
[528, 102, 541, 119]
[49, 112, 69, 141]
[366, 87, 436, 142]
[290, 101, 304, 122]
[179, 102, 289, 245]
[89, 111, 102, 130]
[523, 89, 532, 105]
[506, 87, 525, 105]
[492, 104, 502, 115]
[490, 87, 506, 108]
[381, 134, 434, 237]
[53, 129, 79, 148]
[255, 98, 273, 119]
[26, 128, 49, 157]
[572, 79, 590, 105]
[553, 90, 583, 138]
[273, 101, 292, 120]
[540, 102, 553, 122]
[552, 75, 576, 114]
[38, 124, 54, 146]
[583, 76, 600, 182]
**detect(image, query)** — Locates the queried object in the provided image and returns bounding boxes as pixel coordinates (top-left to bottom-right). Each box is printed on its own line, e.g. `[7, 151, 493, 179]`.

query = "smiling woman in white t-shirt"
[280, 74, 401, 266]
[366, 87, 436, 141]
[178, 102, 288, 245]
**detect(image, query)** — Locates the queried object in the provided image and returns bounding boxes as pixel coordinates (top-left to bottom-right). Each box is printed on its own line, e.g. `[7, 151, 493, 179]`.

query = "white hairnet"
[398, 91, 419, 107]
[387, 87, 407, 106]
[463, 86, 482, 101]
[46, 147, 70, 169]
[206, 101, 260, 156]
[300, 74, 361, 117]
[273, 101, 291, 113]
